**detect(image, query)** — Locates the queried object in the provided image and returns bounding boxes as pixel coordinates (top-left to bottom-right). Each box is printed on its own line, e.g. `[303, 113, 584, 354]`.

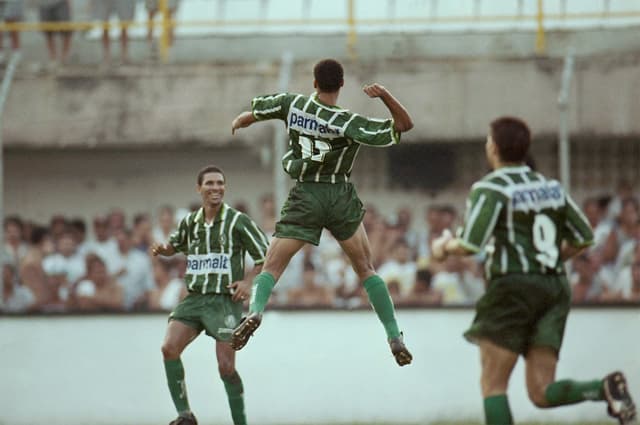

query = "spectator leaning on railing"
[0, 0, 23, 60]
[145, 0, 180, 48]
[92, 0, 135, 65]
[37, 0, 73, 66]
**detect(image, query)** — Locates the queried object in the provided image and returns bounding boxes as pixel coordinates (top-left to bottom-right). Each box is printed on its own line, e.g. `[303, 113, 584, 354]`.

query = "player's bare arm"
[362, 83, 414, 133]
[231, 111, 257, 135]
[560, 241, 589, 261]
[431, 229, 474, 261]
[151, 242, 176, 257]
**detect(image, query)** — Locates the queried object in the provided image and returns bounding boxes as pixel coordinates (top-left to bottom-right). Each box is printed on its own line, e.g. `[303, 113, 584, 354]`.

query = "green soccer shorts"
[275, 181, 365, 246]
[464, 273, 571, 356]
[169, 292, 243, 342]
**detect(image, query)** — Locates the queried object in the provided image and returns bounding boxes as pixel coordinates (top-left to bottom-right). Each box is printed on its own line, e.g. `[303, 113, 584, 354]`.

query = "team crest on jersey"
[224, 314, 237, 328]
[218, 234, 226, 246]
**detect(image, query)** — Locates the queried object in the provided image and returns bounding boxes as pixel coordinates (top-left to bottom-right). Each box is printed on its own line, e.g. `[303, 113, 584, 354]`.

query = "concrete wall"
[5, 147, 464, 227]
[7, 50, 640, 148]
[1, 309, 638, 425]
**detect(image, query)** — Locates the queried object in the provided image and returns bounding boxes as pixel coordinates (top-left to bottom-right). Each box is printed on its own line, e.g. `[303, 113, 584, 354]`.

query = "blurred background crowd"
[2, 1, 639, 314]
[0, 0, 182, 67]
[3, 183, 639, 314]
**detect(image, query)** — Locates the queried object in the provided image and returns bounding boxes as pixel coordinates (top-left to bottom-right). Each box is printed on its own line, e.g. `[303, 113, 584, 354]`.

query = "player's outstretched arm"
[363, 83, 414, 133]
[560, 241, 589, 261]
[431, 230, 475, 261]
[231, 111, 257, 135]
[151, 243, 176, 257]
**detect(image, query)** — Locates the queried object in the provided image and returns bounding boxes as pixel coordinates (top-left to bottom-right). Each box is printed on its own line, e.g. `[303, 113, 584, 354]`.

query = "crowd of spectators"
[0, 0, 180, 67]
[2, 186, 640, 314]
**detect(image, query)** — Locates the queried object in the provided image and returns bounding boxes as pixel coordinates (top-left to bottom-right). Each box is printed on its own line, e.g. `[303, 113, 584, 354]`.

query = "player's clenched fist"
[362, 83, 389, 98]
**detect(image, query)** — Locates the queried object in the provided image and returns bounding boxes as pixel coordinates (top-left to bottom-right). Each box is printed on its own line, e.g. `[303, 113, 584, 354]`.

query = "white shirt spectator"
[118, 249, 155, 310]
[4, 242, 27, 266]
[431, 271, 468, 305]
[275, 249, 304, 304]
[1, 282, 35, 313]
[43, 252, 86, 285]
[592, 220, 614, 251]
[158, 277, 183, 311]
[378, 239, 416, 297]
[76, 279, 97, 297]
[610, 266, 634, 299]
[85, 238, 120, 275]
[378, 259, 416, 297]
[152, 226, 172, 244]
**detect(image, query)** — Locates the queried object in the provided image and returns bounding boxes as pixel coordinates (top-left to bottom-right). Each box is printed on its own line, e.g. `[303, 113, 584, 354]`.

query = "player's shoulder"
[470, 173, 511, 198]
[261, 92, 303, 103]
[181, 209, 201, 226]
[223, 204, 257, 227]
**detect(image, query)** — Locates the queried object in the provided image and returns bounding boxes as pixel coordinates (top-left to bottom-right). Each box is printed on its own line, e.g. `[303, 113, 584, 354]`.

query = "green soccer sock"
[544, 379, 604, 406]
[249, 272, 276, 314]
[363, 275, 401, 339]
[221, 371, 247, 425]
[164, 358, 191, 414]
[484, 394, 514, 425]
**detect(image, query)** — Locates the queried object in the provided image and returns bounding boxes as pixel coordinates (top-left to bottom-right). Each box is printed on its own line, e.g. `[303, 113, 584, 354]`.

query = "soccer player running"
[151, 165, 269, 425]
[431, 117, 636, 425]
[230, 58, 413, 366]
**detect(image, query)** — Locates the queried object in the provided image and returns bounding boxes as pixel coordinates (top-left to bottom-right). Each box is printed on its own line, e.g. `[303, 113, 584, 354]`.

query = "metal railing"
[1, 0, 639, 60]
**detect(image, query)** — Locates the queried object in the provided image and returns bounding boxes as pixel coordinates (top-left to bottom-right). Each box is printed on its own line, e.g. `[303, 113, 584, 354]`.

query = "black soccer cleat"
[169, 411, 198, 425]
[389, 333, 413, 367]
[604, 371, 637, 425]
[231, 312, 262, 351]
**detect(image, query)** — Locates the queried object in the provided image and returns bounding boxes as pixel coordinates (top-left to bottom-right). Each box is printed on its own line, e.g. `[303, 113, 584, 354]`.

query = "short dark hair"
[69, 218, 86, 234]
[133, 213, 149, 226]
[30, 225, 49, 245]
[197, 165, 225, 186]
[4, 215, 23, 232]
[313, 59, 344, 93]
[85, 253, 106, 271]
[490, 116, 531, 163]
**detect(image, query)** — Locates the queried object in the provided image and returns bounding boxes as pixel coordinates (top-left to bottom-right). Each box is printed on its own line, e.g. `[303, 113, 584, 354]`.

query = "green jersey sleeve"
[168, 215, 190, 255]
[458, 186, 505, 253]
[235, 214, 269, 265]
[251, 93, 296, 122]
[563, 194, 594, 248]
[344, 114, 401, 147]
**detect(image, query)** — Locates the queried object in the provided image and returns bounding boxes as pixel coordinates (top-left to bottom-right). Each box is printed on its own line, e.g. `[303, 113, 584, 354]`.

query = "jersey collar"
[487, 164, 531, 178]
[195, 203, 228, 226]
[311, 93, 348, 112]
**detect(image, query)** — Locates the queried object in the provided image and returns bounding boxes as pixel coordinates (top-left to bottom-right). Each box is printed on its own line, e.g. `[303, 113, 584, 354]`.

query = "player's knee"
[481, 376, 508, 398]
[351, 259, 374, 279]
[527, 385, 550, 408]
[161, 341, 181, 360]
[218, 362, 235, 378]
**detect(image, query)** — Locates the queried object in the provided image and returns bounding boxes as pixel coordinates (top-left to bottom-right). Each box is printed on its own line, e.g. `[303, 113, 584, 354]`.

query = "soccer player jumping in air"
[230, 58, 414, 366]
[431, 117, 636, 425]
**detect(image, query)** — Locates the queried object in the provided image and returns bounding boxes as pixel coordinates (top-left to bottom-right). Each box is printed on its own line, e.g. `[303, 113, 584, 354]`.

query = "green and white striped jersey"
[457, 165, 594, 280]
[168, 203, 268, 295]
[251, 92, 401, 183]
